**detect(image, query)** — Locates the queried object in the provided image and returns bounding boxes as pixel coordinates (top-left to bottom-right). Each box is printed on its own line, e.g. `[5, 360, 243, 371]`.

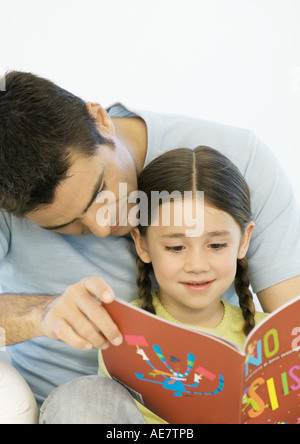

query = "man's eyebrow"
[41, 172, 104, 231]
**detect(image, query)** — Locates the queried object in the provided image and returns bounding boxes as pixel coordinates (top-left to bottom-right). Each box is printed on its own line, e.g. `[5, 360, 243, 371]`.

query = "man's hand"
[41, 277, 123, 350]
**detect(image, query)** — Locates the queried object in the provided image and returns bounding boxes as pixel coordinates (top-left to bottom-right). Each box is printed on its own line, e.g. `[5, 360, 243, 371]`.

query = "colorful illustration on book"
[242, 327, 300, 422]
[124, 334, 224, 398]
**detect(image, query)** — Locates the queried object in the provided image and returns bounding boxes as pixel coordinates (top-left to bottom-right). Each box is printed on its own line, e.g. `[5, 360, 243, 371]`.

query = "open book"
[102, 296, 300, 424]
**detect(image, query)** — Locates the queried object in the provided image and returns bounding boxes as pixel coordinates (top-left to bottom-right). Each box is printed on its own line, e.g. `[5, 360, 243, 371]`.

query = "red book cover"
[102, 296, 300, 424]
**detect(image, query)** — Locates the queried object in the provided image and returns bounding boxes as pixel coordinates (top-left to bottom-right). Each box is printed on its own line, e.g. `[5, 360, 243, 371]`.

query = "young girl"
[99, 145, 268, 424]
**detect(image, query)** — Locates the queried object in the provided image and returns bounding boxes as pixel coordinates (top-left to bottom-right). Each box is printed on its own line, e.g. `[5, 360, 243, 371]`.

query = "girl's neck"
[157, 292, 225, 329]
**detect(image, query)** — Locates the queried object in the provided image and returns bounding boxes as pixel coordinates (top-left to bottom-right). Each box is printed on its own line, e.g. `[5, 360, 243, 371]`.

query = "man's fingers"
[63, 308, 108, 350]
[82, 276, 115, 303]
[51, 319, 93, 350]
[42, 276, 123, 350]
[79, 278, 123, 346]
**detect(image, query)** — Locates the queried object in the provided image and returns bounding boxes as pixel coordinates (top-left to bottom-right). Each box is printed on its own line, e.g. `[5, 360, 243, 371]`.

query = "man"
[0, 71, 299, 422]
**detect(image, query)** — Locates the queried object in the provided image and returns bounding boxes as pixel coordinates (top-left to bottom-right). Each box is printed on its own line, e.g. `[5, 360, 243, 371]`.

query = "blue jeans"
[39, 376, 147, 424]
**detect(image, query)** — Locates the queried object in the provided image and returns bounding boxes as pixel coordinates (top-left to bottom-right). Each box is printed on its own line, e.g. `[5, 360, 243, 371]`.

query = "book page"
[103, 299, 245, 424]
[241, 296, 300, 424]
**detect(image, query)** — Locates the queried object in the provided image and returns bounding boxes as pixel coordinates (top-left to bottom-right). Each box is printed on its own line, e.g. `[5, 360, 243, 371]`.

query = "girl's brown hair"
[136, 146, 256, 336]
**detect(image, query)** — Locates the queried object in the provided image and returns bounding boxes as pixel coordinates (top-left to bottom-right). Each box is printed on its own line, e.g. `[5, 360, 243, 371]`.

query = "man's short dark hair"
[0, 71, 113, 217]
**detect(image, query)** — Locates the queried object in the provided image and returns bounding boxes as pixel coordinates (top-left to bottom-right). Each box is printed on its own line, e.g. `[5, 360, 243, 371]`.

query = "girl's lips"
[180, 280, 215, 291]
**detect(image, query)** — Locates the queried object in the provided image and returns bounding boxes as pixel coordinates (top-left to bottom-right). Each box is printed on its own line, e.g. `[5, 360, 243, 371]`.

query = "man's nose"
[81, 209, 112, 238]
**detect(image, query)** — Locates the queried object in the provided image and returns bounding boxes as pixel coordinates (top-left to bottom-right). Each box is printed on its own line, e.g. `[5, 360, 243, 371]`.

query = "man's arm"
[0, 294, 54, 345]
[0, 277, 123, 349]
[257, 275, 300, 313]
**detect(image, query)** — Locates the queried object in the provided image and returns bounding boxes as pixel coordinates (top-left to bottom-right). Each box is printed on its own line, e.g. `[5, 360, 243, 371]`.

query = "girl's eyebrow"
[160, 233, 186, 239]
[160, 230, 231, 239]
[206, 230, 231, 237]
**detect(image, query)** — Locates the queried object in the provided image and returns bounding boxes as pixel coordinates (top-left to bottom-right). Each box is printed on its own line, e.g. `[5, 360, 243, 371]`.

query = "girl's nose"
[183, 249, 210, 274]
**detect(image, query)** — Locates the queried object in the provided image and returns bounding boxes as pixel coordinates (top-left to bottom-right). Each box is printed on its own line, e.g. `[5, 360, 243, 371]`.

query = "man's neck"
[112, 116, 148, 175]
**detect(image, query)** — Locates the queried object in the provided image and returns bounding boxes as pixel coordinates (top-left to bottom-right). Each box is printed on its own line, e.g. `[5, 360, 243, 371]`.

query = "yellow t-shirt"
[99, 293, 268, 424]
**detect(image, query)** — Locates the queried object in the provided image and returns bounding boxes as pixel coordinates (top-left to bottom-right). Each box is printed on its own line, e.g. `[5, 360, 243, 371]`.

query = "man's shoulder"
[107, 102, 253, 137]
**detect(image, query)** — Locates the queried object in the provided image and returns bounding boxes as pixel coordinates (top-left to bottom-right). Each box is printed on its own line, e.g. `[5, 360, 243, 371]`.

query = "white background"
[1, 0, 300, 204]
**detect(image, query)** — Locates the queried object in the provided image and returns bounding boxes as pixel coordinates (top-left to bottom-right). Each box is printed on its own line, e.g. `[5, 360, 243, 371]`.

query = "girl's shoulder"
[223, 300, 268, 323]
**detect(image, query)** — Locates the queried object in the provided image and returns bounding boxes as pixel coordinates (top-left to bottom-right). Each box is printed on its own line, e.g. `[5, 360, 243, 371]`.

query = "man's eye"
[56, 223, 74, 232]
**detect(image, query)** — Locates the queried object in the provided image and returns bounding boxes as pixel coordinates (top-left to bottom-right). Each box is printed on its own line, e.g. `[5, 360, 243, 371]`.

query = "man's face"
[26, 144, 138, 237]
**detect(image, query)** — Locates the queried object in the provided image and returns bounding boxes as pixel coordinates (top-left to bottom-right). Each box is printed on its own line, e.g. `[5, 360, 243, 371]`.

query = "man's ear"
[131, 228, 152, 264]
[237, 221, 255, 259]
[86, 102, 115, 138]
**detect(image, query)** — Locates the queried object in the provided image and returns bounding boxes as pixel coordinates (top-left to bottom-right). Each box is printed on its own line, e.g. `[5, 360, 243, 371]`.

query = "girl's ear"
[131, 228, 152, 264]
[237, 221, 255, 260]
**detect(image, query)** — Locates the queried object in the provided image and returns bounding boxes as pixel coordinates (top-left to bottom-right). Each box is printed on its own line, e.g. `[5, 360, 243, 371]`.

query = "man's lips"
[180, 280, 215, 291]
[110, 221, 120, 233]
[110, 203, 128, 234]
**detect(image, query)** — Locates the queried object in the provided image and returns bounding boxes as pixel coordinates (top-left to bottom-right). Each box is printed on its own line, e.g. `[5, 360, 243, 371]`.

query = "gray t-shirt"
[3, 104, 300, 404]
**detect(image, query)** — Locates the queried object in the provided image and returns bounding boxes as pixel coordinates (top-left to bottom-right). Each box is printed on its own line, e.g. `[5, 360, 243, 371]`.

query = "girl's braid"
[136, 257, 156, 315]
[235, 257, 256, 336]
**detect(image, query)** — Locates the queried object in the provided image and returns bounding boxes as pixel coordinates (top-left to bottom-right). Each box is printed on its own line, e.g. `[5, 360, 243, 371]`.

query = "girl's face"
[132, 199, 254, 326]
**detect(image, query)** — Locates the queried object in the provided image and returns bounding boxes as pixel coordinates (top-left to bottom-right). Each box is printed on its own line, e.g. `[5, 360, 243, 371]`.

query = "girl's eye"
[209, 243, 228, 251]
[165, 246, 185, 253]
